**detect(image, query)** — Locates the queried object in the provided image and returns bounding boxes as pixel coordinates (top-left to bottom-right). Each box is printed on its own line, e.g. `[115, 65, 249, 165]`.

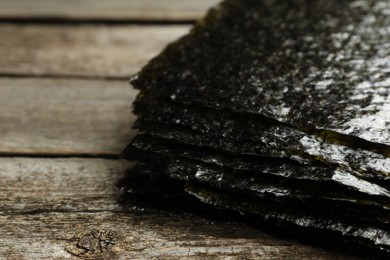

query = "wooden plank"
[0, 157, 353, 259]
[0, 0, 220, 21]
[0, 24, 189, 78]
[1, 212, 354, 259]
[0, 158, 128, 214]
[0, 77, 136, 156]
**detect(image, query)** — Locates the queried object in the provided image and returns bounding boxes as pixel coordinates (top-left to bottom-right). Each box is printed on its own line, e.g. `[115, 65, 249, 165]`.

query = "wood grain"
[0, 158, 131, 214]
[0, 157, 352, 259]
[0, 0, 220, 21]
[0, 77, 136, 156]
[0, 3, 364, 258]
[0, 24, 189, 78]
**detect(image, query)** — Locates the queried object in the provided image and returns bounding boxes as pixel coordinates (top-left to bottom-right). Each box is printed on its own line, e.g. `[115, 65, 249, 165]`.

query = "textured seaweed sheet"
[131, 0, 390, 146]
[132, 155, 390, 225]
[122, 135, 390, 199]
[122, 135, 340, 181]
[136, 121, 390, 192]
[120, 161, 390, 253]
[133, 99, 390, 182]
[134, 98, 390, 179]
[123, 134, 390, 197]
[184, 183, 390, 253]
[117, 165, 225, 216]
[120, 166, 389, 257]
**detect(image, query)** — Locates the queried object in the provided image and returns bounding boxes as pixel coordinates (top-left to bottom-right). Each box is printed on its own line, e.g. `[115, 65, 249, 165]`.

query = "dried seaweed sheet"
[136, 120, 298, 160]
[133, 155, 390, 225]
[134, 97, 390, 179]
[122, 135, 390, 197]
[135, 115, 390, 184]
[117, 165, 228, 216]
[184, 182, 390, 253]
[122, 134, 337, 181]
[120, 160, 389, 250]
[123, 0, 390, 253]
[121, 165, 390, 255]
[131, 0, 390, 146]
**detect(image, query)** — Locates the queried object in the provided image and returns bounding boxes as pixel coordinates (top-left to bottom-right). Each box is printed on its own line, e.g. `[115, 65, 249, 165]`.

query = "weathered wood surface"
[0, 24, 189, 78]
[0, 158, 353, 259]
[0, 2, 363, 258]
[0, 0, 220, 21]
[0, 158, 129, 214]
[0, 77, 137, 156]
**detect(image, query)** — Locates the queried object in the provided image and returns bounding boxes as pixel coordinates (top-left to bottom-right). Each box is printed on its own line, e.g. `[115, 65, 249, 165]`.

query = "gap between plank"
[0, 209, 128, 216]
[0, 17, 195, 25]
[0, 72, 130, 81]
[0, 152, 122, 159]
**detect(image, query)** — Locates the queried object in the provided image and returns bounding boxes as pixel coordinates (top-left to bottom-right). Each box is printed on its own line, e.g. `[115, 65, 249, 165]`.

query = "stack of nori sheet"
[122, 0, 390, 254]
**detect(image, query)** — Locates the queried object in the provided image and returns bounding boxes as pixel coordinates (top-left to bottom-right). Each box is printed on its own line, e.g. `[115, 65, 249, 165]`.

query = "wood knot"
[66, 229, 123, 257]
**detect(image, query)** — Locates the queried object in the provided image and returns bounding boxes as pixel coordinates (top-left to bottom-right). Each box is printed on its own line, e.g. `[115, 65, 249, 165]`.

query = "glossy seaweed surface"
[134, 99, 390, 181]
[123, 135, 390, 198]
[185, 183, 390, 253]
[133, 155, 390, 225]
[122, 0, 390, 254]
[121, 160, 390, 253]
[132, 0, 390, 146]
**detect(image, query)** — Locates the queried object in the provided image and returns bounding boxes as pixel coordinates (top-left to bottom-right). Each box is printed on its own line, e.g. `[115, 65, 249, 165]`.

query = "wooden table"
[0, 1, 357, 258]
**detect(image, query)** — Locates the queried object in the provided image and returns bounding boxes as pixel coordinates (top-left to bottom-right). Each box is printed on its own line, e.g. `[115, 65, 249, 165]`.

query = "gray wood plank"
[0, 157, 353, 259]
[0, 24, 189, 78]
[0, 158, 127, 214]
[1, 212, 352, 259]
[0, 77, 136, 156]
[0, 0, 220, 21]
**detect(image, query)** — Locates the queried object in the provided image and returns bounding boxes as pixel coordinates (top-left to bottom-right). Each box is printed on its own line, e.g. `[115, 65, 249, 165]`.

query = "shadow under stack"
[122, 0, 390, 254]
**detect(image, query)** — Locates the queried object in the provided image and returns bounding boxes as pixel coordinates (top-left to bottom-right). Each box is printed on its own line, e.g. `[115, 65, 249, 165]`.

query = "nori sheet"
[123, 134, 337, 181]
[117, 165, 237, 218]
[133, 155, 390, 225]
[120, 162, 390, 253]
[131, 0, 390, 146]
[184, 182, 390, 254]
[120, 165, 390, 256]
[133, 97, 390, 181]
[123, 0, 390, 252]
[122, 134, 390, 198]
